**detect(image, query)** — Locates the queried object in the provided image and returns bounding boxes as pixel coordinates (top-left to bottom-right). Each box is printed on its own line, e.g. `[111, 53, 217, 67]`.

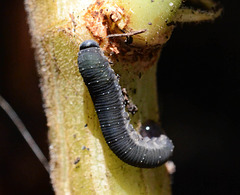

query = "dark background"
[0, 0, 239, 194]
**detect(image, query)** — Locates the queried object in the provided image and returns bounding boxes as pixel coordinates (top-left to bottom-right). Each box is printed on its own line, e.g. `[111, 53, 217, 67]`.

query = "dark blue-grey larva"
[77, 40, 174, 168]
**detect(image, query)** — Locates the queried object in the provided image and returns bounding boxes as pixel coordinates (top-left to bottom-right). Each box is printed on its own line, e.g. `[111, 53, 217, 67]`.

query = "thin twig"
[0, 94, 50, 173]
[107, 29, 147, 38]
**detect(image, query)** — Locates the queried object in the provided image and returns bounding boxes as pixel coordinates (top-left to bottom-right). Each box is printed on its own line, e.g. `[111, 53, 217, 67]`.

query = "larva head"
[79, 40, 100, 50]
[78, 40, 108, 83]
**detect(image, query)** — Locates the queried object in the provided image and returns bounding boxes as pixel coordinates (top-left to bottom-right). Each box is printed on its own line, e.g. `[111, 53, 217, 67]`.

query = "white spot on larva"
[90, 66, 93, 68]
[108, 124, 110, 126]
[97, 81, 99, 83]
[108, 141, 111, 144]
[117, 122, 120, 124]
[146, 126, 150, 131]
[121, 136, 123, 139]
[129, 147, 132, 150]
[115, 139, 117, 141]
[140, 161, 143, 163]
[82, 68, 84, 70]
[114, 107, 116, 109]
[169, 2, 173, 6]
[159, 156, 162, 159]
[125, 151, 127, 154]
[88, 83, 90, 85]
[107, 91, 110, 94]
[143, 154, 146, 156]
[102, 93, 105, 95]
[98, 109, 100, 112]
[107, 108, 109, 110]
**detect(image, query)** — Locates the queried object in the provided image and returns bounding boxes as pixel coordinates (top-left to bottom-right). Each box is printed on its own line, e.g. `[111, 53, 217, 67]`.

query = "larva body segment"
[77, 40, 174, 168]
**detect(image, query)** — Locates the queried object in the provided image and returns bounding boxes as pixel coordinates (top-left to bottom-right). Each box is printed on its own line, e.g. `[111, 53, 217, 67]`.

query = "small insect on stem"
[107, 29, 147, 44]
[106, 29, 147, 38]
[77, 40, 174, 168]
[0, 95, 50, 173]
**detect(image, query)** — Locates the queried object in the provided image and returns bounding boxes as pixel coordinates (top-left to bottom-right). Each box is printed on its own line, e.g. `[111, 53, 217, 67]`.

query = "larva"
[77, 40, 174, 168]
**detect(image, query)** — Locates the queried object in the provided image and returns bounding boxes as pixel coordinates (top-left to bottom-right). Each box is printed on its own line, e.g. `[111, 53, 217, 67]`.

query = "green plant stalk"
[25, 0, 221, 194]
